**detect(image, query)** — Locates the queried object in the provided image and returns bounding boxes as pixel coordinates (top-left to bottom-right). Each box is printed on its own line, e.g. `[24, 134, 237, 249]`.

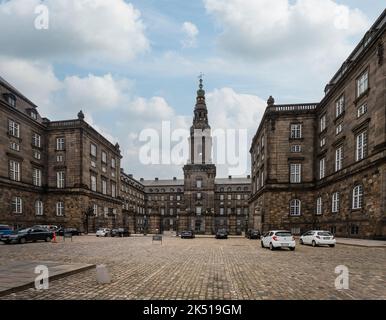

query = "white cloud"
[0, 0, 149, 62]
[204, 0, 369, 65]
[181, 21, 199, 48]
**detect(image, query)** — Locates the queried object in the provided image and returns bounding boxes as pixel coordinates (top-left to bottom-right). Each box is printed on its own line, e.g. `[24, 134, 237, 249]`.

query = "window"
[290, 199, 301, 216]
[320, 137, 326, 148]
[357, 70, 368, 97]
[111, 182, 116, 198]
[350, 225, 359, 235]
[56, 137, 65, 151]
[91, 175, 97, 192]
[357, 103, 367, 118]
[196, 192, 202, 200]
[261, 171, 265, 187]
[332, 192, 340, 213]
[102, 151, 107, 164]
[196, 206, 202, 215]
[102, 179, 107, 195]
[90, 143, 97, 157]
[316, 197, 322, 215]
[93, 204, 98, 216]
[57, 155, 64, 162]
[320, 114, 326, 132]
[261, 135, 265, 149]
[335, 146, 343, 172]
[33, 168, 42, 187]
[227, 208, 232, 214]
[8, 120, 20, 138]
[290, 163, 301, 183]
[176, 195, 181, 201]
[169, 208, 174, 215]
[227, 194, 232, 200]
[111, 158, 116, 169]
[319, 158, 326, 179]
[196, 179, 202, 188]
[6, 94, 16, 107]
[336, 95, 345, 117]
[237, 194, 241, 200]
[336, 123, 343, 135]
[30, 110, 37, 120]
[220, 208, 224, 215]
[34, 150, 41, 160]
[56, 202, 64, 216]
[9, 142, 20, 151]
[352, 185, 363, 209]
[170, 195, 174, 201]
[237, 208, 241, 215]
[356, 131, 368, 161]
[56, 171, 65, 188]
[290, 124, 302, 139]
[220, 194, 224, 201]
[12, 197, 22, 214]
[32, 133, 41, 148]
[9, 160, 20, 181]
[35, 200, 43, 216]
[291, 145, 301, 153]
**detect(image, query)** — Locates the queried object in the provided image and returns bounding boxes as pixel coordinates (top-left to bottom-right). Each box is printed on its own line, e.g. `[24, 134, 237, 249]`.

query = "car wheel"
[45, 236, 52, 242]
[299, 239, 304, 245]
[312, 240, 317, 247]
[105, 234, 108, 237]
[290, 247, 295, 251]
[269, 243, 275, 251]
[329, 244, 335, 248]
[261, 241, 264, 248]
[19, 238, 26, 244]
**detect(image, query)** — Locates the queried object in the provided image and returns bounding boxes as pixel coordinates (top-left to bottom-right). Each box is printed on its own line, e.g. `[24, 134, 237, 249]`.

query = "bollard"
[96, 264, 111, 284]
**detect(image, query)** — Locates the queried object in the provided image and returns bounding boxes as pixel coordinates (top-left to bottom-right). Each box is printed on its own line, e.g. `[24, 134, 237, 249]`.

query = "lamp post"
[143, 215, 148, 236]
[176, 214, 179, 236]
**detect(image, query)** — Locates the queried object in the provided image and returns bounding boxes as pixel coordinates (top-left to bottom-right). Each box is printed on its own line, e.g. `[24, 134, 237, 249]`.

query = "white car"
[299, 230, 336, 247]
[261, 230, 296, 251]
[96, 228, 111, 237]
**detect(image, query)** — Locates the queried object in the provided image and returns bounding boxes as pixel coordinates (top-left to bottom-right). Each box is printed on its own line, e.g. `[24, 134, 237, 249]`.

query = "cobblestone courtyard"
[0, 235, 385, 300]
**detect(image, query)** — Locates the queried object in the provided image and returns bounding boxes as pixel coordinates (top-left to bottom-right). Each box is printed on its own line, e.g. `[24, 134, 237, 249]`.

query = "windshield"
[18, 228, 31, 233]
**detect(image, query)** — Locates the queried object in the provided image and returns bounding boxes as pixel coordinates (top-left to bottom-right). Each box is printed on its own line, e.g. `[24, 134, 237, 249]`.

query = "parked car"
[180, 230, 195, 239]
[300, 230, 336, 247]
[32, 225, 58, 232]
[0, 227, 53, 244]
[261, 230, 296, 251]
[0, 225, 13, 237]
[215, 229, 228, 239]
[111, 228, 130, 237]
[56, 228, 82, 236]
[246, 229, 261, 239]
[96, 228, 111, 237]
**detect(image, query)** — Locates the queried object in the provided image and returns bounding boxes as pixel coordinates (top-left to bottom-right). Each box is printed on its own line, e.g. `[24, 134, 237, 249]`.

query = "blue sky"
[0, 0, 384, 179]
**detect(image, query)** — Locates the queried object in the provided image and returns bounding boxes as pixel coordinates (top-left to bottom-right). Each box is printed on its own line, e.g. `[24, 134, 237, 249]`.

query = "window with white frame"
[169, 208, 174, 215]
[12, 197, 22, 214]
[316, 197, 322, 215]
[101, 151, 107, 164]
[9, 160, 20, 181]
[6, 94, 16, 107]
[90, 175, 97, 192]
[93, 204, 98, 216]
[356, 131, 368, 161]
[352, 185, 363, 209]
[111, 158, 116, 168]
[30, 110, 37, 120]
[8, 120, 20, 138]
[357, 70, 368, 97]
[220, 208, 224, 215]
[261, 135, 265, 149]
[56, 171, 65, 188]
[102, 179, 107, 195]
[33, 168, 42, 187]
[35, 200, 43, 216]
[290, 124, 302, 139]
[357, 103, 367, 118]
[290, 199, 301, 216]
[319, 158, 326, 179]
[90, 143, 97, 157]
[336, 123, 343, 135]
[320, 137, 326, 148]
[111, 182, 116, 198]
[336, 95, 345, 118]
[56, 137, 65, 151]
[34, 150, 41, 160]
[291, 145, 302, 153]
[196, 179, 202, 188]
[57, 155, 64, 163]
[320, 114, 326, 132]
[56, 201, 64, 217]
[290, 163, 302, 183]
[9, 142, 20, 152]
[332, 192, 340, 213]
[32, 133, 41, 148]
[261, 171, 265, 187]
[196, 206, 202, 215]
[335, 146, 343, 172]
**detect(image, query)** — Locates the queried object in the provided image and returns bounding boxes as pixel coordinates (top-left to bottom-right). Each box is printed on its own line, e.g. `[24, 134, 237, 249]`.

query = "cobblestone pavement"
[0, 236, 385, 300]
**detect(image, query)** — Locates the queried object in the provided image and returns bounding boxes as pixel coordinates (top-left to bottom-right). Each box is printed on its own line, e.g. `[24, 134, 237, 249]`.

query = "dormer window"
[30, 110, 37, 120]
[4, 93, 16, 107]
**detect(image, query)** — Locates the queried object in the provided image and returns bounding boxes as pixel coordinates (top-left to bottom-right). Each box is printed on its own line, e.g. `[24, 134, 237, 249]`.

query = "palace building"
[249, 9, 386, 239]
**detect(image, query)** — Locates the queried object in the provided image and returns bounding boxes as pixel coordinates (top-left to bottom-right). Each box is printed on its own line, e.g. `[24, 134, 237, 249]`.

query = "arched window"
[227, 187, 232, 192]
[35, 200, 44, 216]
[352, 185, 363, 209]
[290, 199, 301, 216]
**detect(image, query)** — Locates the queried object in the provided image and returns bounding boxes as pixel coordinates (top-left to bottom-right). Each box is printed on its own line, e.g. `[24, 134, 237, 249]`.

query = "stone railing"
[269, 104, 318, 112]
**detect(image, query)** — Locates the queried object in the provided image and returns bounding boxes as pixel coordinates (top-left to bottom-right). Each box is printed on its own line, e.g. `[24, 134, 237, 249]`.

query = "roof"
[215, 177, 251, 185]
[0, 76, 39, 109]
[141, 179, 184, 187]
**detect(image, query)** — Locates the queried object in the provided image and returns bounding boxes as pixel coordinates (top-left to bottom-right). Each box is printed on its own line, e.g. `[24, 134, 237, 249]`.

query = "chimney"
[129, 174, 133, 178]
[247, 175, 251, 179]
[140, 178, 144, 182]
[173, 177, 177, 181]
[155, 177, 159, 181]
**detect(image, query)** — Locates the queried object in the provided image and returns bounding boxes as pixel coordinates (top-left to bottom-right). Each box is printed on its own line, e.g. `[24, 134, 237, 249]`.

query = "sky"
[0, 0, 384, 179]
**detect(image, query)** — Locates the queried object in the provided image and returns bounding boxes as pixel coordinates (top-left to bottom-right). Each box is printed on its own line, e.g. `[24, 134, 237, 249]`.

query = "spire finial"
[198, 72, 204, 90]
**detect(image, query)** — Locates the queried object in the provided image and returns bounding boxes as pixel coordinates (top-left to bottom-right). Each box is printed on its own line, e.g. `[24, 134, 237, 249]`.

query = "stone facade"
[249, 10, 386, 239]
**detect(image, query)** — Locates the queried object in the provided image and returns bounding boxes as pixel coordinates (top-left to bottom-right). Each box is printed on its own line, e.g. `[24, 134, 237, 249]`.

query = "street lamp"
[176, 214, 179, 236]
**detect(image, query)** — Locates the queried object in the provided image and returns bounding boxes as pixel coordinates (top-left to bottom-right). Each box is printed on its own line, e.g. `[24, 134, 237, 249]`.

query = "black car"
[0, 227, 53, 244]
[111, 228, 130, 237]
[180, 230, 195, 239]
[215, 229, 228, 239]
[246, 229, 261, 239]
[56, 228, 82, 236]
